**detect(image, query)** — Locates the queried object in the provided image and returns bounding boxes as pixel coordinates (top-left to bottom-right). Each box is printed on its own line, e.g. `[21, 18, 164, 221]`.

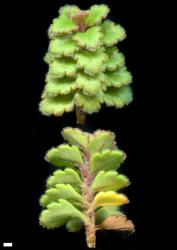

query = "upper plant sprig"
[39, 4, 133, 123]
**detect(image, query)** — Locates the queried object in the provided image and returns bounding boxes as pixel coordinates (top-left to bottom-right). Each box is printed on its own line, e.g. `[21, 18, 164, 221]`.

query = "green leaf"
[39, 95, 74, 116]
[44, 52, 54, 64]
[104, 86, 133, 108]
[49, 59, 77, 78]
[48, 15, 78, 38]
[94, 191, 129, 207]
[88, 130, 116, 156]
[59, 5, 80, 16]
[74, 92, 103, 114]
[86, 4, 110, 27]
[91, 171, 129, 192]
[66, 218, 84, 232]
[47, 168, 82, 188]
[105, 47, 125, 71]
[90, 149, 126, 173]
[95, 206, 123, 224]
[75, 48, 107, 76]
[76, 73, 101, 96]
[104, 67, 132, 88]
[102, 20, 126, 47]
[49, 35, 79, 58]
[43, 76, 77, 97]
[40, 184, 83, 207]
[39, 199, 88, 229]
[62, 127, 89, 150]
[46, 144, 83, 168]
[73, 26, 103, 51]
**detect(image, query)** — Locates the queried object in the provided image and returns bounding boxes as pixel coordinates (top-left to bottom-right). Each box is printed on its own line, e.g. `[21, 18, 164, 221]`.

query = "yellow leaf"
[94, 191, 129, 207]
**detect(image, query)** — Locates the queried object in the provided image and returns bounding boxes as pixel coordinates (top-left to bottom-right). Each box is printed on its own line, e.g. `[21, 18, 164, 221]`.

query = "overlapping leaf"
[104, 86, 133, 108]
[73, 26, 103, 51]
[90, 149, 126, 173]
[59, 5, 80, 16]
[39, 94, 74, 116]
[86, 4, 110, 27]
[102, 20, 126, 47]
[74, 48, 107, 75]
[40, 184, 83, 207]
[46, 144, 83, 167]
[94, 191, 129, 207]
[104, 67, 132, 88]
[88, 131, 116, 156]
[39, 199, 88, 229]
[49, 59, 77, 78]
[91, 171, 129, 192]
[48, 15, 78, 38]
[62, 127, 89, 150]
[43, 76, 77, 97]
[66, 218, 84, 232]
[74, 92, 103, 114]
[44, 52, 54, 64]
[47, 168, 82, 188]
[76, 73, 101, 96]
[105, 47, 125, 71]
[95, 206, 123, 224]
[49, 35, 79, 58]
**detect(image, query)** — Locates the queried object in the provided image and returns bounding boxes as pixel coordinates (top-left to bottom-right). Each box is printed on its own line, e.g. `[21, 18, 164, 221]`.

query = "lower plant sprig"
[39, 127, 134, 248]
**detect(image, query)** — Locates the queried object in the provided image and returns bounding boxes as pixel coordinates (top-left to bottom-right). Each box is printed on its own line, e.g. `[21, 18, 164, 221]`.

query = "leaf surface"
[47, 168, 82, 188]
[75, 48, 107, 76]
[94, 191, 129, 207]
[39, 95, 74, 116]
[91, 171, 129, 192]
[102, 20, 126, 47]
[49, 35, 79, 58]
[73, 26, 103, 51]
[86, 4, 109, 27]
[40, 184, 83, 207]
[90, 150, 126, 173]
[46, 144, 83, 168]
[39, 199, 87, 229]
[104, 86, 133, 108]
[62, 127, 89, 150]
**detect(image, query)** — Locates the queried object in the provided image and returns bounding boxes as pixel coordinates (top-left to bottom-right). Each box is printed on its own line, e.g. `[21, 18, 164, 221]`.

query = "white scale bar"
[3, 243, 13, 247]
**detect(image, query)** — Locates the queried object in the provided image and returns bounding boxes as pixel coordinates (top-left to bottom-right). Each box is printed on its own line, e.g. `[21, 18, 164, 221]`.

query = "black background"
[1, 0, 168, 249]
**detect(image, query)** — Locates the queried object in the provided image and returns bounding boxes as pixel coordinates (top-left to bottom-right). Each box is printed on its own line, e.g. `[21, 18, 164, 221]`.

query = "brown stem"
[80, 152, 96, 248]
[76, 106, 86, 125]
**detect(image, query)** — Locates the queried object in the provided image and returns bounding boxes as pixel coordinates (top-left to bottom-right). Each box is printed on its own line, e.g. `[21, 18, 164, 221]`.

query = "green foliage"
[49, 35, 79, 58]
[39, 128, 130, 238]
[47, 168, 82, 188]
[39, 4, 133, 120]
[95, 206, 123, 224]
[73, 26, 103, 51]
[39, 199, 88, 229]
[40, 184, 83, 208]
[91, 171, 129, 192]
[62, 127, 88, 150]
[39, 94, 74, 116]
[90, 150, 126, 173]
[101, 20, 126, 46]
[104, 86, 133, 108]
[88, 130, 116, 155]
[45, 144, 83, 167]
[66, 218, 84, 232]
[85, 4, 110, 27]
